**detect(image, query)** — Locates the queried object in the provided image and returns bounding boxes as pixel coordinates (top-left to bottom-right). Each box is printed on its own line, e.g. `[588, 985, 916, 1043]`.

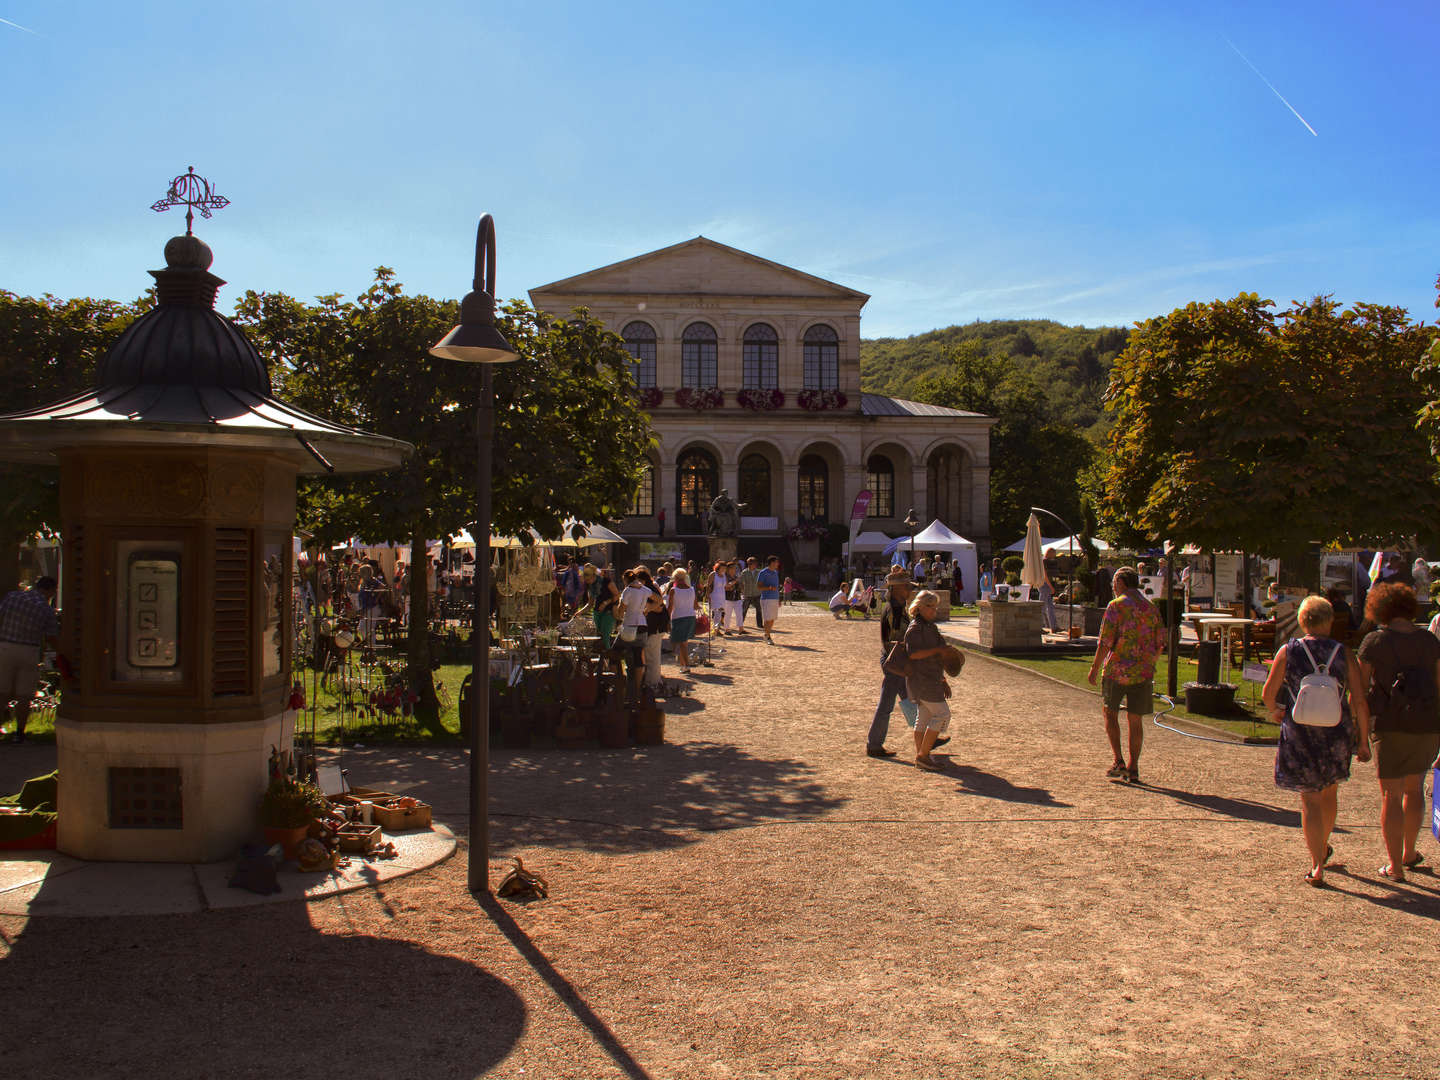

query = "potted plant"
[259, 777, 327, 858]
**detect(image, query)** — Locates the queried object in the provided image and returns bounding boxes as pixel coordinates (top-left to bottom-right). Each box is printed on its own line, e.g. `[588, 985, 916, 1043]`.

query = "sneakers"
[865, 746, 897, 758]
[1105, 762, 1127, 778]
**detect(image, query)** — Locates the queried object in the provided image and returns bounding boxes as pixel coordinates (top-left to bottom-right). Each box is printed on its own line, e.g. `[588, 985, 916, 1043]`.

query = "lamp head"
[430, 213, 519, 364]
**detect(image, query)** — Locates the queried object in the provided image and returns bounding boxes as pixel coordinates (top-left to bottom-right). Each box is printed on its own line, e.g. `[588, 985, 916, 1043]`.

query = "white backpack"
[1291, 638, 1343, 727]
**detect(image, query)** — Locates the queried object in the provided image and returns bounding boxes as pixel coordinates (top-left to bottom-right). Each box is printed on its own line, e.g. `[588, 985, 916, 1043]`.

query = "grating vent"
[213, 527, 251, 696]
[109, 766, 183, 829]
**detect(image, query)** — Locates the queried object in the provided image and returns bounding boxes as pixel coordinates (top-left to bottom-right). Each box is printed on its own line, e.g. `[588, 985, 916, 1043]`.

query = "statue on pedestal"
[707, 489, 744, 537]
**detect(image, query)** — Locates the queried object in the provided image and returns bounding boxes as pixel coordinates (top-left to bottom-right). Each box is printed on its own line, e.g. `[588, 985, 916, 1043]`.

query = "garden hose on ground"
[1151, 694, 1273, 748]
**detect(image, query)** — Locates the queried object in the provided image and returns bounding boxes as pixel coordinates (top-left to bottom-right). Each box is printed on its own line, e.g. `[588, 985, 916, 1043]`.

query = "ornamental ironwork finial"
[150, 166, 229, 235]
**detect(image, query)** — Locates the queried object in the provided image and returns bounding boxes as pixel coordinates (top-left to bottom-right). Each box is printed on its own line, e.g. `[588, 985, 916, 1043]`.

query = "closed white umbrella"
[1021, 513, 1046, 590]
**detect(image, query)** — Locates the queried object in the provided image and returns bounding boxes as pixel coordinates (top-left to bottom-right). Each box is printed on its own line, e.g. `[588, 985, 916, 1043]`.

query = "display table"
[979, 600, 1044, 651]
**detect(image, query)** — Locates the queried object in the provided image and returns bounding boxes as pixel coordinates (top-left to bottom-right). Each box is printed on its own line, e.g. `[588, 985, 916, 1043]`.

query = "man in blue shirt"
[757, 555, 782, 645]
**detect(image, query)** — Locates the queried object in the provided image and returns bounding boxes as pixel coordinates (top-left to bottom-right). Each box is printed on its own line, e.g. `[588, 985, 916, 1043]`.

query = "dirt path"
[4, 611, 1439, 1079]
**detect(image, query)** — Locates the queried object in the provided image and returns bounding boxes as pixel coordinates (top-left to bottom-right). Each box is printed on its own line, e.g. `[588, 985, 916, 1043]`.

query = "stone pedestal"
[932, 589, 951, 621]
[707, 537, 738, 566]
[979, 600, 1044, 651]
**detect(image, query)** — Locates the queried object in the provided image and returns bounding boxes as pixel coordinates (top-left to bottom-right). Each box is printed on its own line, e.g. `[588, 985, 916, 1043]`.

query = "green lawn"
[984, 651, 1279, 741]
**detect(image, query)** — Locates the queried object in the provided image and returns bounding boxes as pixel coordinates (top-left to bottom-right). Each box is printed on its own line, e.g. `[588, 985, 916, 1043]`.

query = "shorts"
[1371, 730, 1440, 779]
[914, 698, 950, 733]
[1102, 678, 1153, 715]
[0, 641, 41, 702]
[669, 616, 695, 644]
[761, 598, 780, 623]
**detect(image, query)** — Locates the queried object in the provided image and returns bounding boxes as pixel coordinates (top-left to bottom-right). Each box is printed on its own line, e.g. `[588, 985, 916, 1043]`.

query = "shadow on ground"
[944, 763, 1072, 807]
[0, 903, 524, 1078]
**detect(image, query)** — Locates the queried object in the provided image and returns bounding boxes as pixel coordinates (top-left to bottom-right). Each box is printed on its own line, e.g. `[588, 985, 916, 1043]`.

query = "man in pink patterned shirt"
[1087, 566, 1165, 783]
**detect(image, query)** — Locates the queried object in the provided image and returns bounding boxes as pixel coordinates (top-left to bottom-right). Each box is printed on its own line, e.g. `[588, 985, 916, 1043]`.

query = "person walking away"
[758, 556, 782, 645]
[706, 561, 730, 636]
[902, 589, 951, 771]
[951, 560, 964, 599]
[657, 507, 666, 537]
[1261, 595, 1371, 886]
[723, 560, 745, 634]
[739, 557, 763, 629]
[0, 577, 61, 743]
[667, 569, 697, 673]
[616, 568, 662, 702]
[636, 568, 668, 690]
[1087, 566, 1165, 783]
[1356, 582, 1440, 882]
[1039, 566, 1058, 632]
[866, 569, 925, 757]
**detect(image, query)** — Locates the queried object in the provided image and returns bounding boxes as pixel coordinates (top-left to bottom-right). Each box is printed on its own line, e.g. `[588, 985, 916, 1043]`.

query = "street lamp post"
[904, 508, 920, 576]
[430, 214, 518, 895]
[1029, 505, 1075, 635]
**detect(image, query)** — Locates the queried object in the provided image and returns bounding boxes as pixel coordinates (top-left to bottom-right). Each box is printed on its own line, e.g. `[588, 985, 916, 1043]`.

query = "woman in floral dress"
[1261, 595, 1371, 887]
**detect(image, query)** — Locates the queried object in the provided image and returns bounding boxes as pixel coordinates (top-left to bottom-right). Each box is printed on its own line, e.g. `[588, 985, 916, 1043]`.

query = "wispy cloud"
[1224, 36, 1318, 137]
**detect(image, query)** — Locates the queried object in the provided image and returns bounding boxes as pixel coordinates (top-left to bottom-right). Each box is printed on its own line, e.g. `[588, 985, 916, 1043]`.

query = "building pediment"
[530, 236, 869, 305]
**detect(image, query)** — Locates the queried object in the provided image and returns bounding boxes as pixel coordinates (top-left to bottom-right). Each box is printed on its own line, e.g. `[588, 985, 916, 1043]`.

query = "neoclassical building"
[529, 237, 994, 557]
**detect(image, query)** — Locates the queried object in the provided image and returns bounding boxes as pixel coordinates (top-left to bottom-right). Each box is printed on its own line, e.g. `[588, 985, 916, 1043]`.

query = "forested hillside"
[861, 319, 1129, 436]
[860, 319, 1131, 545]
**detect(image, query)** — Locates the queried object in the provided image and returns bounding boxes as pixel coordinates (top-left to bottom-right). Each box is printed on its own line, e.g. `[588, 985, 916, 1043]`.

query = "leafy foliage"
[0, 291, 145, 544]
[1103, 294, 1440, 558]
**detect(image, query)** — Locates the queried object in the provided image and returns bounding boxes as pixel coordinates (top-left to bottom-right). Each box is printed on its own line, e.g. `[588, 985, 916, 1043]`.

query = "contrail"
[1224, 36, 1318, 137]
[0, 15, 40, 34]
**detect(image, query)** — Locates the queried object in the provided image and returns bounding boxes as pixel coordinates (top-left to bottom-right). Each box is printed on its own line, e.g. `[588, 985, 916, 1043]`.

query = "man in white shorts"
[758, 555, 782, 645]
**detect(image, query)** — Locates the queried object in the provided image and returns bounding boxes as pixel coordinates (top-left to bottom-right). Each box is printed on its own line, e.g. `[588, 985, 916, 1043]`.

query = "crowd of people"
[555, 554, 787, 698]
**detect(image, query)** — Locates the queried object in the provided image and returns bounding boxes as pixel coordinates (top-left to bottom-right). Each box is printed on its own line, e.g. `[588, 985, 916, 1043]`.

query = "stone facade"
[529, 237, 994, 555]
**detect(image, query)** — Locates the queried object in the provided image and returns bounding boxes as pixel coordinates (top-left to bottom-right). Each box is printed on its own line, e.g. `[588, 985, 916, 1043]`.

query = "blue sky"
[2, 1, 1436, 338]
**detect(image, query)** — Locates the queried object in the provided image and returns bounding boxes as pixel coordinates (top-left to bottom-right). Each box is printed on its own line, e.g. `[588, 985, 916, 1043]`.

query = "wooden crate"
[337, 823, 382, 853]
[371, 799, 432, 831]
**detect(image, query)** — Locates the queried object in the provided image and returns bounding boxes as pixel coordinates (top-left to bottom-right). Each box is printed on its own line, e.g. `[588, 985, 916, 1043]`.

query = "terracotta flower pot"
[262, 824, 309, 859]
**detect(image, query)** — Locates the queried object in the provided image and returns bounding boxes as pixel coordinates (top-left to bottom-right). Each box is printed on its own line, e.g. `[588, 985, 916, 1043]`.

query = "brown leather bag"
[882, 640, 911, 678]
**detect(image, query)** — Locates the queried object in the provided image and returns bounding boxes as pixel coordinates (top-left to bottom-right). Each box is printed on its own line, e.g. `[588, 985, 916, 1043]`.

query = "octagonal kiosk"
[0, 234, 408, 861]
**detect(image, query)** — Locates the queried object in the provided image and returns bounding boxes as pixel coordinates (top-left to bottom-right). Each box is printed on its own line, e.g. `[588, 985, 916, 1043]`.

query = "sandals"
[1403, 853, 1425, 869]
[915, 757, 942, 772]
[1304, 870, 1326, 888]
[1377, 864, 1406, 883]
[1105, 762, 1127, 779]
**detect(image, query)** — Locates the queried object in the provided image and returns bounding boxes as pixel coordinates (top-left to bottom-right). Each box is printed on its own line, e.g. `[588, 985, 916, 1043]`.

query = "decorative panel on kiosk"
[112, 539, 183, 682]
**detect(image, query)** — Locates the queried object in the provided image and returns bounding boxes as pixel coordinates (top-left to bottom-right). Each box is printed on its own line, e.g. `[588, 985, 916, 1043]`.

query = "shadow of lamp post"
[430, 214, 518, 894]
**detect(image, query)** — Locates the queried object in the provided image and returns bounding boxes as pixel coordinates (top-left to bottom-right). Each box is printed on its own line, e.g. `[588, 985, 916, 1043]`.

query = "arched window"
[866, 454, 894, 518]
[681, 322, 718, 388]
[742, 323, 778, 390]
[676, 447, 719, 532]
[802, 324, 839, 390]
[798, 454, 828, 523]
[738, 453, 772, 516]
[630, 460, 655, 517]
[621, 321, 657, 388]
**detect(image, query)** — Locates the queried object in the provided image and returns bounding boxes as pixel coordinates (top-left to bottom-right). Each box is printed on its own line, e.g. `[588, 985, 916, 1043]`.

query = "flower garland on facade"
[674, 386, 724, 411]
[637, 387, 663, 408]
[786, 521, 830, 541]
[797, 388, 848, 411]
[736, 387, 784, 411]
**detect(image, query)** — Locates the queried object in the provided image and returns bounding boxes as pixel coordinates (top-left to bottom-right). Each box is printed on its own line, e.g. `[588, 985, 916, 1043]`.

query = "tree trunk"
[407, 525, 439, 722]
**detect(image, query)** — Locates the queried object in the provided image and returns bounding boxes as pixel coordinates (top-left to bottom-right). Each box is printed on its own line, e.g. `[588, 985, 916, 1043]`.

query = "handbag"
[882, 640, 912, 678]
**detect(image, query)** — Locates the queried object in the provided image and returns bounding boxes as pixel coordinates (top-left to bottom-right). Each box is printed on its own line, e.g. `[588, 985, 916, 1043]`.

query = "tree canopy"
[1100, 293, 1440, 559]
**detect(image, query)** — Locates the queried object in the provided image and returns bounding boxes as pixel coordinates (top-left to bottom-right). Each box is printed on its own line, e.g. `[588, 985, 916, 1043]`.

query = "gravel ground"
[3, 608, 1439, 1080]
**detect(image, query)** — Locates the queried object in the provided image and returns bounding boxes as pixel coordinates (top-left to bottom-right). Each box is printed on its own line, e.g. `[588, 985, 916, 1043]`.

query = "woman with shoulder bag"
[638, 567, 668, 690]
[667, 569, 697, 673]
[1261, 595, 1370, 887]
[1357, 582, 1440, 883]
[902, 590, 952, 772]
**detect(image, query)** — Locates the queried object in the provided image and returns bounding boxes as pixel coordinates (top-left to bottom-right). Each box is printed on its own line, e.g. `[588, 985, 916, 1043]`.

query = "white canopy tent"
[907, 519, 980, 603]
[843, 530, 899, 554]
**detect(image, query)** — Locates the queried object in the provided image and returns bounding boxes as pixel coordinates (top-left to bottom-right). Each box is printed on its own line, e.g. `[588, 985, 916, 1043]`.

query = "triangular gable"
[530, 236, 869, 303]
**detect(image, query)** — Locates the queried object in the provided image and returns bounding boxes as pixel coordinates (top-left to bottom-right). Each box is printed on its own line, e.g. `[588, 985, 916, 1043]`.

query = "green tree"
[914, 339, 1094, 545]
[235, 272, 654, 719]
[0, 291, 144, 554]
[1103, 293, 1440, 559]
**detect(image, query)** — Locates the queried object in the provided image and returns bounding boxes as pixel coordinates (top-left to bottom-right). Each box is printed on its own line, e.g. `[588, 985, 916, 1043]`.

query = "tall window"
[681, 322, 718, 388]
[630, 460, 655, 516]
[677, 447, 718, 530]
[738, 453, 772, 516]
[622, 321, 657, 388]
[866, 455, 894, 518]
[798, 454, 828, 522]
[742, 323, 778, 389]
[802, 324, 839, 390]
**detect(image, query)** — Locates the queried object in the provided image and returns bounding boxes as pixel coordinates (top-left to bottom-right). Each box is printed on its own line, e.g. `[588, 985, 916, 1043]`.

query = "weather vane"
[150, 166, 229, 235]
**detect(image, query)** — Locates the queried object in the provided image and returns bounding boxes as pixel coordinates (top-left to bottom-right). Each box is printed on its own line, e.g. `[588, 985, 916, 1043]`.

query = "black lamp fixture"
[430, 214, 518, 896]
[904, 507, 920, 571]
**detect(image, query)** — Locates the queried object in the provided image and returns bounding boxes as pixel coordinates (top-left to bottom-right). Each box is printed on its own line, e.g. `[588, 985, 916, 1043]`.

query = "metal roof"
[860, 393, 988, 419]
